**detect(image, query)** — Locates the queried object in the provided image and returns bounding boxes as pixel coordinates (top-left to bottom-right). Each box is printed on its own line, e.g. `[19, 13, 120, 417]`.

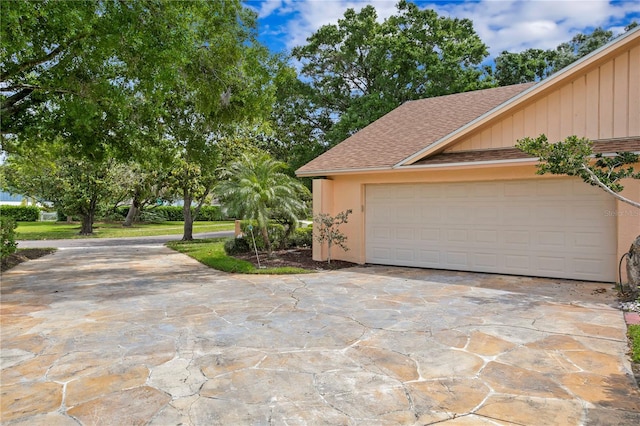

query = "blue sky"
[247, 0, 640, 59]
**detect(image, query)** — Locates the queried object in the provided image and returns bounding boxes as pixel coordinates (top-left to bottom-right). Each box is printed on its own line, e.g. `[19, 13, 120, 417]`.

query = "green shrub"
[289, 226, 313, 248]
[0, 205, 40, 222]
[101, 209, 127, 222]
[153, 206, 184, 221]
[198, 205, 226, 221]
[240, 220, 286, 250]
[223, 237, 251, 255]
[139, 209, 168, 223]
[1, 217, 18, 258]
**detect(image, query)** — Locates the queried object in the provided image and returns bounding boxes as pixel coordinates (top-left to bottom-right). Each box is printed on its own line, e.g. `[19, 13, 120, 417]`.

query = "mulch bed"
[1, 248, 56, 272]
[232, 248, 357, 271]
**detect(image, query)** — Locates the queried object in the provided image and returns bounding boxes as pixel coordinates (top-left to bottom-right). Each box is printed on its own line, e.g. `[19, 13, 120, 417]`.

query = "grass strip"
[16, 221, 235, 240]
[166, 238, 311, 275]
[629, 324, 640, 363]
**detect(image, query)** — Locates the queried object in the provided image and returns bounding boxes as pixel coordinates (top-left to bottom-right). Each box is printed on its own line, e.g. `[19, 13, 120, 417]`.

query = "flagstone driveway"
[1, 239, 639, 425]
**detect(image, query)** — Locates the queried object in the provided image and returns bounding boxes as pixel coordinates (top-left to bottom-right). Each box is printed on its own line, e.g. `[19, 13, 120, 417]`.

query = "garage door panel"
[446, 251, 468, 266]
[537, 256, 566, 274]
[421, 208, 442, 221]
[366, 179, 616, 282]
[537, 231, 565, 247]
[446, 229, 468, 242]
[571, 203, 608, 222]
[445, 206, 469, 224]
[396, 204, 417, 222]
[419, 228, 440, 242]
[447, 184, 471, 197]
[503, 206, 531, 224]
[419, 250, 440, 263]
[504, 181, 531, 197]
[475, 230, 499, 243]
[474, 253, 498, 268]
[504, 230, 531, 246]
[396, 227, 415, 241]
[505, 254, 530, 270]
[474, 182, 500, 197]
[474, 205, 501, 224]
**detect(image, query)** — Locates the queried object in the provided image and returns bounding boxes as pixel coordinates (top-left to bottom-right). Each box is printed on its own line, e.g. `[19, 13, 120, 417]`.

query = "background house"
[297, 27, 640, 283]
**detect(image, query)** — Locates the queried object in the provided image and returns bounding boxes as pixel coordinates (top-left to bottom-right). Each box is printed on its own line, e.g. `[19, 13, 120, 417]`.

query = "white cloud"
[253, 0, 284, 18]
[428, 0, 638, 54]
[257, 0, 639, 56]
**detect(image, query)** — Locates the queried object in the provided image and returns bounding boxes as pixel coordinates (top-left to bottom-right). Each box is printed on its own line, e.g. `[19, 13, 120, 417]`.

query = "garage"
[365, 179, 617, 282]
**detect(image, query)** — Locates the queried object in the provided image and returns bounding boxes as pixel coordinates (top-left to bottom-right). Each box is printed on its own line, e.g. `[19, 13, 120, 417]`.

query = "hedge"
[0, 205, 40, 222]
[56, 205, 228, 223]
[1, 217, 18, 258]
[138, 205, 225, 221]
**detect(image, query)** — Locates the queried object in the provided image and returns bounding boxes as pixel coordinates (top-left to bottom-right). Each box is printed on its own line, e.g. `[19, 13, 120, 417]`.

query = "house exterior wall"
[312, 166, 639, 281]
[446, 42, 640, 152]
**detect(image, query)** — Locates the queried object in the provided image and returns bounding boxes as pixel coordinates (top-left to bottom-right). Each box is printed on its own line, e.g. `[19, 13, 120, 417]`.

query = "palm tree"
[217, 152, 310, 254]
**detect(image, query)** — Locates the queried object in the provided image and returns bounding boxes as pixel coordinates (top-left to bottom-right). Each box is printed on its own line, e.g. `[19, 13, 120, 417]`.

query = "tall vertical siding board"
[559, 84, 573, 138]
[513, 109, 525, 142]
[535, 97, 548, 137]
[524, 103, 537, 138]
[585, 68, 600, 139]
[628, 44, 640, 136]
[613, 52, 629, 138]
[489, 121, 502, 148]
[501, 115, 514, 146]
[546, 89, 561, 141]
[572, 75, 587, 136]
[599, 60, 614, 139]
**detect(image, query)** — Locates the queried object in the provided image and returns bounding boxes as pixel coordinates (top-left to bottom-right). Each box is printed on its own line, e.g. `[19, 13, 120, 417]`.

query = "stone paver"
[1, 242, 639, 425]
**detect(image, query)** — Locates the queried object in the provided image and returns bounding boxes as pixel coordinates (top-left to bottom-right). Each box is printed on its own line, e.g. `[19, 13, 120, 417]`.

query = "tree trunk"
[261, 226, 272, 255]
[122, 196, 141, 227]
[327, 240, 332, 264]
[79, 197, 97, 235]
[182, 192, 193, 241]
[625, 235, 640, 298]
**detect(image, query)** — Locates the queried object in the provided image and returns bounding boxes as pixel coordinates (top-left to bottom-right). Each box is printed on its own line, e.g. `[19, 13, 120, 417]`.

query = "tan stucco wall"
[312, 165, 639, 282]
[447, 42, 640, 152]
[616, 179, 640, 281]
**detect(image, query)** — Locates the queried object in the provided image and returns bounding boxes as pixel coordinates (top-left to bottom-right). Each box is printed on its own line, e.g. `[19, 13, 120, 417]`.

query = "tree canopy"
[1, 0, 279, 237]
[216, 152, 310, 253]
[494, 23, 637, 86]
[289, 0, 492, 147]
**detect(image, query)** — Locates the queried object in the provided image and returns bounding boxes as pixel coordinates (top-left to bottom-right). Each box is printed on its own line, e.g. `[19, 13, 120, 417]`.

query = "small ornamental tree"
[314, 209, 352, 264]
[516, 135, 640, 207]
[516, 134, 640, 296]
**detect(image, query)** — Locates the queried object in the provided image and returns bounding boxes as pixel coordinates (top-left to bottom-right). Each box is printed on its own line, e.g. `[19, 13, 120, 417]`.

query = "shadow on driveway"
[1, 242, 639, 425]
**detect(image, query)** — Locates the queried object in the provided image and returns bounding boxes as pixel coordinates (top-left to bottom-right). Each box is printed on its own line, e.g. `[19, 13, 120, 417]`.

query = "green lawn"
[15, 221, 235, 240]
[629, 324, 640, 364]
[166, 238, 310, 275]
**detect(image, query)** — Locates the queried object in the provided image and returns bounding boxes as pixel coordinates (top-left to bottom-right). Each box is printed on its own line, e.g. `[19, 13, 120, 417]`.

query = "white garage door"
[365, 179, 617, 282]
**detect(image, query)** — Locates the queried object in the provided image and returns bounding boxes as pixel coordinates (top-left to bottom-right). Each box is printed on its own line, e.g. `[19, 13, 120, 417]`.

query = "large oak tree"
[289, 0, 492, 147]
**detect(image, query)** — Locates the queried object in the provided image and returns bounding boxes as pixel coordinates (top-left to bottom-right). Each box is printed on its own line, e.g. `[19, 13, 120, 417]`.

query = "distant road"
[17, 231, 235, 249]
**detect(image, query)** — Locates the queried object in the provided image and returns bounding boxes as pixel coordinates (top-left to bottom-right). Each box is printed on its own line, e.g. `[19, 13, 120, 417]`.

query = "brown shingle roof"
[296, 83, 535, 176]
[410, 138, 640, 166]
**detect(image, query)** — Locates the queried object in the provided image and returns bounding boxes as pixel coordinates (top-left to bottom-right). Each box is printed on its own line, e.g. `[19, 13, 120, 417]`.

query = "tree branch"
[1, 33, 88, 81]
[581, 165, 640, 209]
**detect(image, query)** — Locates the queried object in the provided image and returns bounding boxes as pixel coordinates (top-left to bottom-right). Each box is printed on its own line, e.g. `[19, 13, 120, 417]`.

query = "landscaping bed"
[1, 248, 56, 272]
[233, 248, 357, 271]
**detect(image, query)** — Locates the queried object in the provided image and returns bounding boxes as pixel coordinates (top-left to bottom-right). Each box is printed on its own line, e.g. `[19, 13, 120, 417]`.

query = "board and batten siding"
[446, 43, 640, 152]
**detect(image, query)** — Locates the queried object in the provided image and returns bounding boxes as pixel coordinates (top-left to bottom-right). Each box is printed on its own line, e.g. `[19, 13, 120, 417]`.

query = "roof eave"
[295, 166, 393, 178]
[398, 158, 539, 170]
[395, 26, 640, 168]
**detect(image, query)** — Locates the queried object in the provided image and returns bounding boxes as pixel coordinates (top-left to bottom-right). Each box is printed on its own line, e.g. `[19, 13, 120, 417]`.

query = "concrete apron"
[1, 244, 639, 425]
